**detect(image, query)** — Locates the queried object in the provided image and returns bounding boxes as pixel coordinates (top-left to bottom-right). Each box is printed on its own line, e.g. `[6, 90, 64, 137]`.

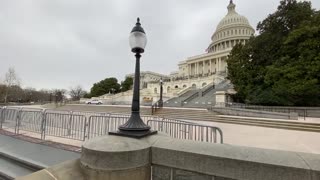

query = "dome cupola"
[207, 1, 255, 53]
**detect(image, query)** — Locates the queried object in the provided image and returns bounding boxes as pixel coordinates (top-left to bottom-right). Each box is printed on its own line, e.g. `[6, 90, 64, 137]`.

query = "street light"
[109, 18, 157, 138]
[159, 78, 163, 107]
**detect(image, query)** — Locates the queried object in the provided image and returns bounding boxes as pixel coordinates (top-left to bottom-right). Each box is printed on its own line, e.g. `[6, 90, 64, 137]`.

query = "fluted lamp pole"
[109, 18, 157, 138]
[159, 78, 163, 107]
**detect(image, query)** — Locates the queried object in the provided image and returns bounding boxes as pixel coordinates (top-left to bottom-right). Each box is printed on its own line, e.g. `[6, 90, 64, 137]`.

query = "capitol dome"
[207, 0, 255, 53]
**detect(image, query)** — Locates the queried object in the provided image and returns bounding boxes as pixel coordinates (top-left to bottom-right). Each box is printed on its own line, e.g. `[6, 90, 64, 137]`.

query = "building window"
[154, 88, 157, 93]
[167, 86, 171, 93]
[202, 83, 207, 87]
[183, 85, 187, 88]
[192, 84, 197, 88]
[175, 85, 179, 89]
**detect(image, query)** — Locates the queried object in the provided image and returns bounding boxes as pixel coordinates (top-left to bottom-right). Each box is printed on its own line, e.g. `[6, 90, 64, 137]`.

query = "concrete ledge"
[151, 136, 320, 180]
[16, 159, 85, 180]
[0, 134, 80, 179]
[81, 135, 150, 171]
[80, 135, 152, 180]
[16, 134, 320, 180]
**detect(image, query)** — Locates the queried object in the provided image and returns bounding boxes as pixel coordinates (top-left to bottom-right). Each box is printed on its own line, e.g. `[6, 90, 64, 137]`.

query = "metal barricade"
[44, 112, 87, 141]
[1, 107, 21, 133]
[17, 109, 44, 137]
[108, 114, 130, 132]
[147, 120, 223, 144]
[87, 114, 161, 139]
[0, 107, 224, 144]
[87, 114, 111, 139]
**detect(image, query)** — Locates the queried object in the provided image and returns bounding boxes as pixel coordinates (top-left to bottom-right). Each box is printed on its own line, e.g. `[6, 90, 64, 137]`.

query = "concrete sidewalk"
[0, 134, 80, 179]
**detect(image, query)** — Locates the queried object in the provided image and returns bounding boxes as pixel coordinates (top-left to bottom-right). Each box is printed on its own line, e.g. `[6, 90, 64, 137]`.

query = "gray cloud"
[0, 0, 319, 91]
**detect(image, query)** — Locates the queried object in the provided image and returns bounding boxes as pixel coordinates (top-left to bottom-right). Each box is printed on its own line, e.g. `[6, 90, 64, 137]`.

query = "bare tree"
[4, 67, 20, 103]
[69, 85, 86, 101]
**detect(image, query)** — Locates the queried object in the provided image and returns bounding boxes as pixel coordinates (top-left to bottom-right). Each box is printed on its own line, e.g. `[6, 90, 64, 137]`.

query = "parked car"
[85, 99, 103, 105]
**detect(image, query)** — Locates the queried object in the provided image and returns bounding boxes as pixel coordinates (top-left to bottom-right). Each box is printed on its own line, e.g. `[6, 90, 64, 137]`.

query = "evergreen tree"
[227, 0, 320, 106]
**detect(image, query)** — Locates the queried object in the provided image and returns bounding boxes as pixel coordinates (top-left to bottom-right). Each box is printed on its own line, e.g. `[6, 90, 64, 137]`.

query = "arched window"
[192, 84, 197, 88]
[154, 88, 157, 93]
[202, 83, 207, 87]
[183, 85, 187, 88]
[175, 85, 179, 89]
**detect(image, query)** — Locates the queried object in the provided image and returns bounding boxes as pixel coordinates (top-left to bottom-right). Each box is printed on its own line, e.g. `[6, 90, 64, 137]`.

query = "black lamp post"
[159, 78, 163, 107]
[109, 18, 157, 138]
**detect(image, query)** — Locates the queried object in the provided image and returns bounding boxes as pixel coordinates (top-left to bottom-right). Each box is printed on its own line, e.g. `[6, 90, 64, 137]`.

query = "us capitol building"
[99, 1, 255, 106]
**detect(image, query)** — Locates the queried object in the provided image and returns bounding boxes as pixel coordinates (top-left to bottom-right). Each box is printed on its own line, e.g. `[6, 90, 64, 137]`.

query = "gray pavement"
[0, 134, 80, 179]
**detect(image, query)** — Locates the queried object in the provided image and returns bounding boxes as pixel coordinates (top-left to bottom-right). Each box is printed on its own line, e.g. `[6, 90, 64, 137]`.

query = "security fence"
[0, 106, 223, 144]
[147, 119, 223, 143]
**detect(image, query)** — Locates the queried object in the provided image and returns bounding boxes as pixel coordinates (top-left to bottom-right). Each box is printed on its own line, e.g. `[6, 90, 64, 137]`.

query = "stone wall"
[151, 136, 320, 180]
[18, 134, 320, 180]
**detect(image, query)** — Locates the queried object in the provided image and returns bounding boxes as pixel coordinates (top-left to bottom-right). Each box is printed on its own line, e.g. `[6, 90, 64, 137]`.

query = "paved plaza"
[194, 120, 320, 154]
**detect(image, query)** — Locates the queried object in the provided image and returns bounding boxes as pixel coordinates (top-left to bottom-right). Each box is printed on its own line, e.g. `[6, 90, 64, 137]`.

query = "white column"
[221, 58, 224, 72]
[192, 63, 195, 75]
[218, 58, 221, 73]
[202, 61, 205, 76]
[217, 58, 219, 72]
[196, 62, 199, 75]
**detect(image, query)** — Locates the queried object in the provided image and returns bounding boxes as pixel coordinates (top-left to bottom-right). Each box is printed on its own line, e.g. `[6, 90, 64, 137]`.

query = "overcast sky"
[0, 0, 319, 91]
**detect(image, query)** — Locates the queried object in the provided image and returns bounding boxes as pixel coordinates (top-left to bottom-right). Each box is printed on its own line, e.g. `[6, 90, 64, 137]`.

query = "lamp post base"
[109, 130, 157, 138]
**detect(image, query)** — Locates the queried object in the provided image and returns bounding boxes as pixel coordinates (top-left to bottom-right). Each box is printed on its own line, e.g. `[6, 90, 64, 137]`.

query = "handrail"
[202, 85, 214, 97]
[181, 91, 200, 106]
[177, 87, 192, 96]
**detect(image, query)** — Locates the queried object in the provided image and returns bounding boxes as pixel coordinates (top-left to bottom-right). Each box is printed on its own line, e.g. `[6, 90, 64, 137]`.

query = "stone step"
[153, 108, 320, 132]
[156, 114, 320, 132]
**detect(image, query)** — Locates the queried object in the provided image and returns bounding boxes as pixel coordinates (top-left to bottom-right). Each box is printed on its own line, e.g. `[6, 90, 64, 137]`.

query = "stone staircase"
[183, 88, 216, 108]
[54, 105, 320, 133]
[54, 105, 152, 115]
[153, 108, 320, 133]
[164, 89, 199, 107]
[154, 108, 221, 121]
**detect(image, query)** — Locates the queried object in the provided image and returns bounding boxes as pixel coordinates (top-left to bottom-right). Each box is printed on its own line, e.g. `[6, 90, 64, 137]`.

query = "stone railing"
[177, 87, 192, 96]
[17, 134, 320, 180]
